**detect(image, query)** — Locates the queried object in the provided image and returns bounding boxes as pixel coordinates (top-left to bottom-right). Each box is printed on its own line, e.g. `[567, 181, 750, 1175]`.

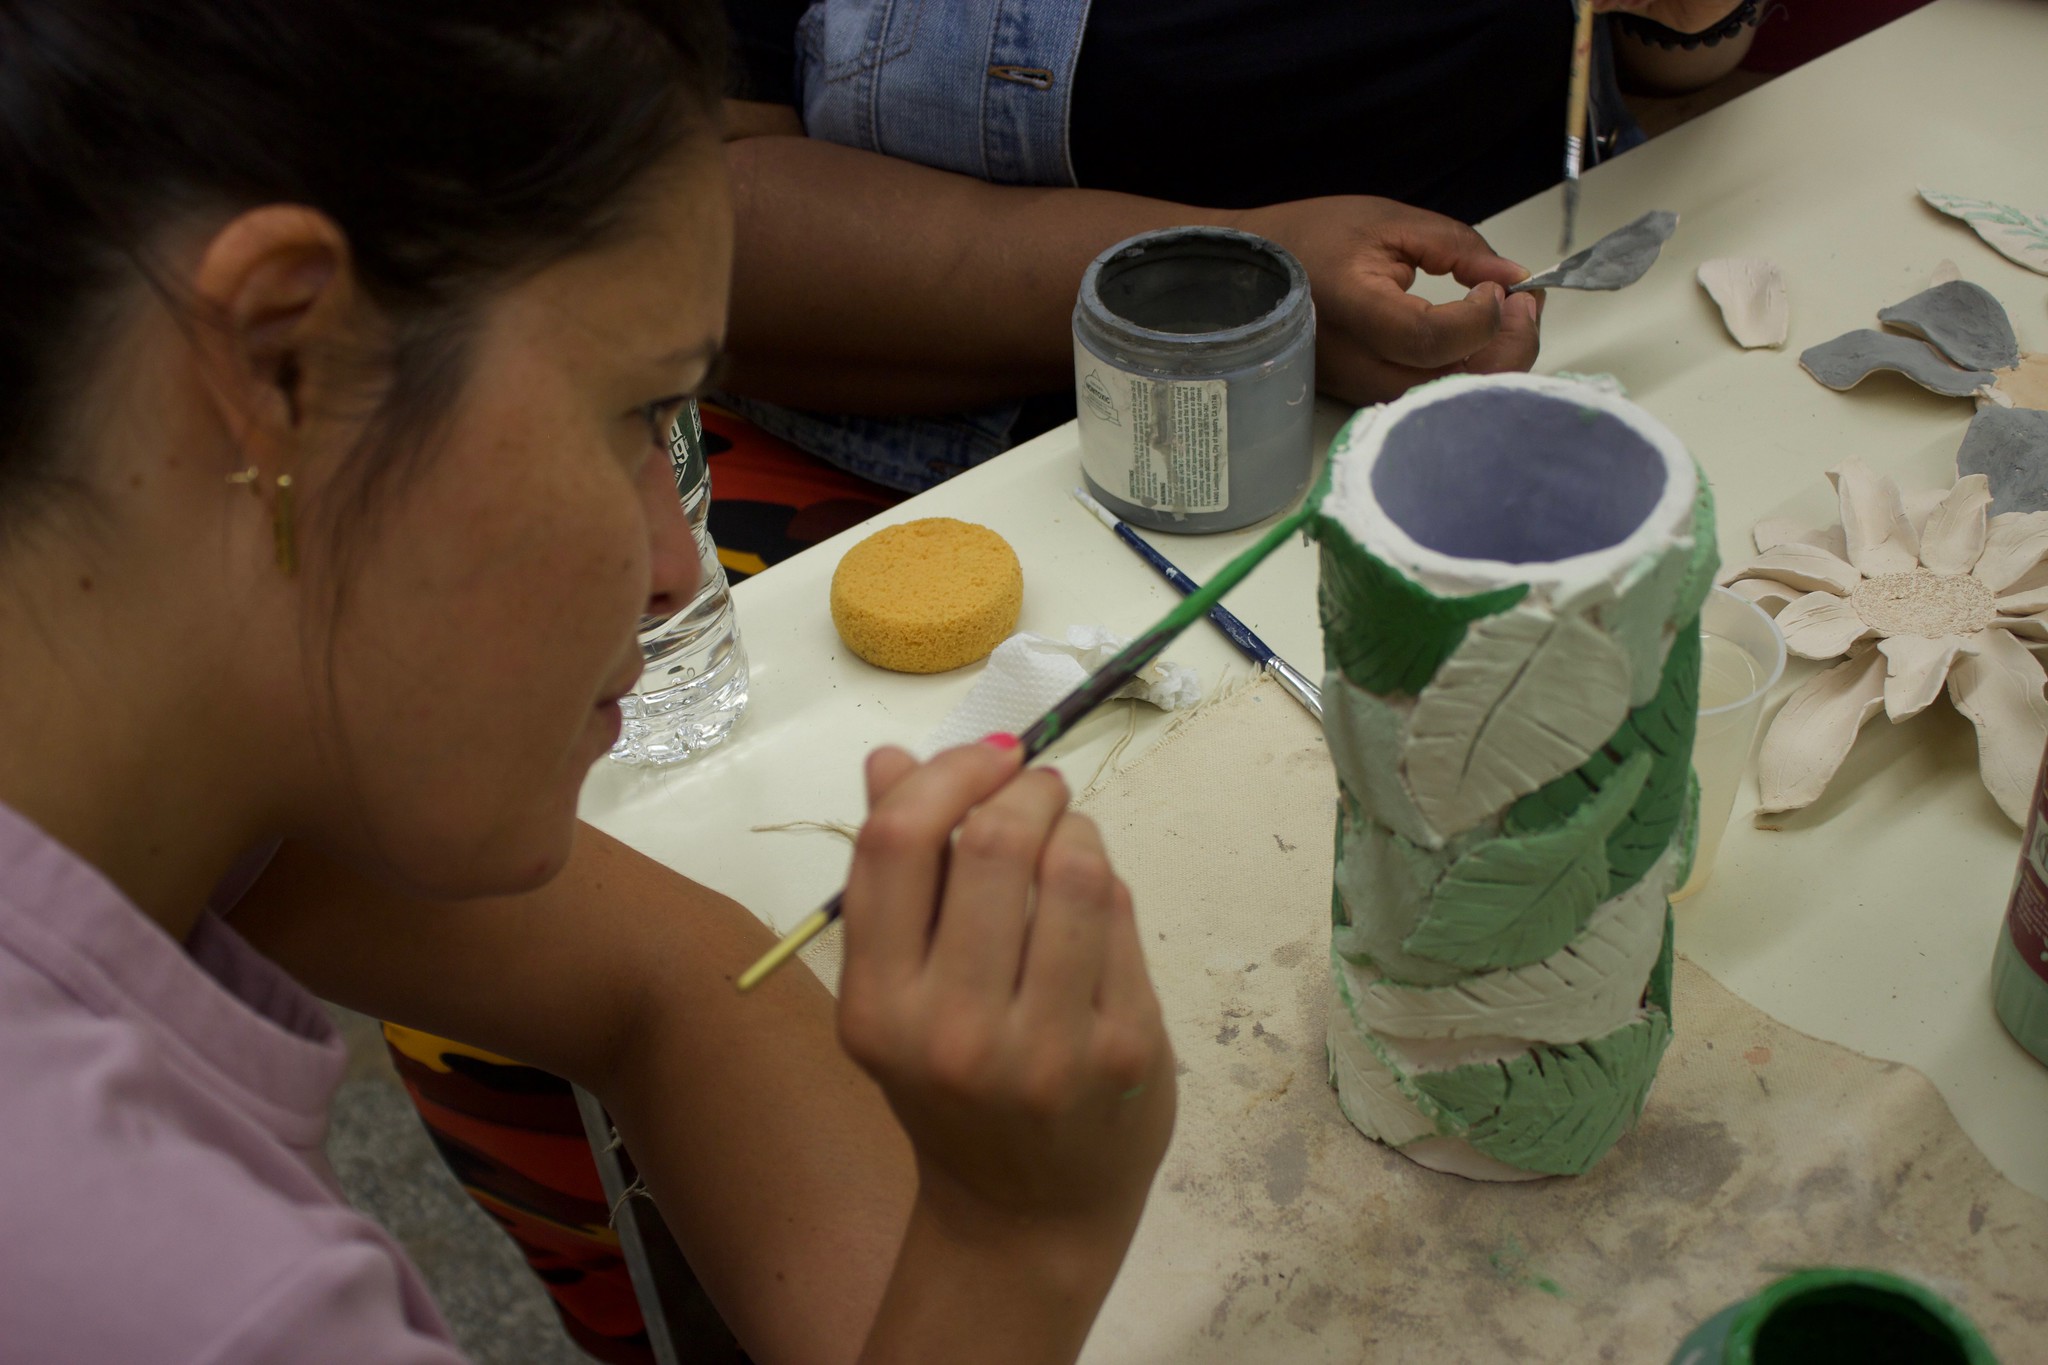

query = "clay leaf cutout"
[1508, 210, 1679, 294]
[1946, 627, 2048, 824]
[1876, 280, 2020, 372]
[1756, 648, 1886, 816]
[1510, 625, 1701, 900]
[1326, 1011, 1439, 1147]
[1957, 407, 2048, 516]
[1799, 330, 1995, 397]
[1324, 690, 1444, 850]
[1339, 858, 1671, 1045]
[1696, 257, 1788, 349]
[1402, 754, 1651, 972]
[1408, 1014, 1673, 1176]
[1919, 189, 2048, 277]
[1404, 607, 1634, 837]
[1312, 520, 1528, 696]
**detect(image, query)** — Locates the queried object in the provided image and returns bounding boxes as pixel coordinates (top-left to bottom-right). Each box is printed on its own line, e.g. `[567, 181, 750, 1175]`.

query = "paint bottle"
[1993, 739, 2048, 1067]
[1669, 1269, 1995, 1364]
[1073, 227, 1314, 534]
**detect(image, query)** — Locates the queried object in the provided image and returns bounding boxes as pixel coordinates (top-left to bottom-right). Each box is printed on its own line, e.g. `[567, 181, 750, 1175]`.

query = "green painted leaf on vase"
[1401, 753, 1651, 971]
[1311, 516, 1527, 697]
[1510, 620, 1701, 898]
[1410, 1011, 1674, 1175]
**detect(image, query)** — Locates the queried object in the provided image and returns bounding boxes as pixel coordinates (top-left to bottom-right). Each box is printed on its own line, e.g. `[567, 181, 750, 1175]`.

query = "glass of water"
[1673, 587, 1787, 900]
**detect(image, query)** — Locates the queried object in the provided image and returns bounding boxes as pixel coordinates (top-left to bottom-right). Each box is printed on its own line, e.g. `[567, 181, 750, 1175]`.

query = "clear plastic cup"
[1672, 586, 1786, 901]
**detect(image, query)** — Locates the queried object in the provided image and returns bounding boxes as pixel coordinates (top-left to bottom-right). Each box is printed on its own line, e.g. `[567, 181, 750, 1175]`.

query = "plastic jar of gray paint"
[1073, 227, 1315, 534]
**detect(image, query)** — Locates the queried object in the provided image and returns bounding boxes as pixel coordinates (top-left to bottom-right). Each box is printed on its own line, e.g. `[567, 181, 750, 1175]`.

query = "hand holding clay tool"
[1559, 0, 1597, 253]
[1510, 210, 1680, 294]
[1070, 486, 1322, 721]
[735, 501, 1319, 993]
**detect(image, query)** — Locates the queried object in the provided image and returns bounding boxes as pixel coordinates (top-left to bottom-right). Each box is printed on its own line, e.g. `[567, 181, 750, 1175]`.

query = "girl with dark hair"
[0, 3, 1174, 1362]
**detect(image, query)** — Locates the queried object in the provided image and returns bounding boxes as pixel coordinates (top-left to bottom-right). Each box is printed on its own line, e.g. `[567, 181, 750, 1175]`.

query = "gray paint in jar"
[1073, 227, 1315, 534]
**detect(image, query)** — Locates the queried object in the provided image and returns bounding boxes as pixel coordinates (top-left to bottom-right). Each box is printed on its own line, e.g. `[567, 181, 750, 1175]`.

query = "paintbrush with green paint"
[735, 501, 1318, 993]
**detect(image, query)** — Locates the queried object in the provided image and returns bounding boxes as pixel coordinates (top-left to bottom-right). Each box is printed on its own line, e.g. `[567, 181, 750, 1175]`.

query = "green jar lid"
[1672, 1268, 1997, 1364]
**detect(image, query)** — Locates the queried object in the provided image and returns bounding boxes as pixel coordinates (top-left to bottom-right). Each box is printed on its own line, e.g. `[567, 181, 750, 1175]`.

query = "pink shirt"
[0, 802, 468, 1363]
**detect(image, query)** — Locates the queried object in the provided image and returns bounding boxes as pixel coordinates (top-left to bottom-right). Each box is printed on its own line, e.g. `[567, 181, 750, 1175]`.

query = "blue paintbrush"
[1070, 486, 1322, 722]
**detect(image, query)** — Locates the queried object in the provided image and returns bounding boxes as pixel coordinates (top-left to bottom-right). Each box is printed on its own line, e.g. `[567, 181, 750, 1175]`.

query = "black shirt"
[727, 1, 1575, 226]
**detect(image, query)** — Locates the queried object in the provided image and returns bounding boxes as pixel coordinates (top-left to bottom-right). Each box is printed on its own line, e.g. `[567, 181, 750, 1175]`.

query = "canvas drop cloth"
[1057, 679, 2047, 1363]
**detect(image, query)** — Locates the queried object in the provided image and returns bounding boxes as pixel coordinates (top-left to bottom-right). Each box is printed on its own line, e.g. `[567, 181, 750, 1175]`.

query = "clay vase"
[1670, 1268, 1996, 1364]
[1310, 373, 1715, 1180]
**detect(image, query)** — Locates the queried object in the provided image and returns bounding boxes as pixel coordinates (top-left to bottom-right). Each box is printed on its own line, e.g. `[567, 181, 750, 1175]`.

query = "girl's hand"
[837, 739, 1175, 1251]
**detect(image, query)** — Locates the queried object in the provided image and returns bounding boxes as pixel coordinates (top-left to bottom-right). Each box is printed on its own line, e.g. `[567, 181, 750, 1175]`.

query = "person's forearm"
[233, 828, 916, 1365]
[724, 134, 1239, 414]
[857, 1189, 1130, 1365]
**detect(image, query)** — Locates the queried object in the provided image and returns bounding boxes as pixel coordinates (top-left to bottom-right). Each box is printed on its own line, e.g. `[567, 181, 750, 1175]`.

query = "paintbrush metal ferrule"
[1069, 487, 1323, 720]
[1561, 165, 1582, 255]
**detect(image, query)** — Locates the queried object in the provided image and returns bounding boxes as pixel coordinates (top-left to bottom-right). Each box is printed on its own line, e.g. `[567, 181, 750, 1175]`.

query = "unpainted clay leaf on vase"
[1919, 189, 2048, 277]
[1510, 625, 1701, 899]
[1669, 468, 1721, 652]
[1312, 517, 1528, 696]
[1877, 280, 2021, 373]
[1591, 536, 1693, 709]
[1956, 407, 2048, 517]
[1323, 688, 1441, 850]
[1326, 1007, 1439, 1148]
[1404, 607, 1634, 838]
[1346, 836, 1671, 1045]
[1755, 647, 1887, 815]
[1800, 329, 1995, 398]
[1408, 1012, 1673, 1175]
[1696, 256, 1789, 349]
[1331, 791, 1465, 985]
[1402, 754, 1651, 972]
[1947, 627, 2048, 825]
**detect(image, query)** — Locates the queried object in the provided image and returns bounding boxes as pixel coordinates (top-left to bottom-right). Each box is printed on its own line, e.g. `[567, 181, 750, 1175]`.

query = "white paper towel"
[920, 626, 1202, 755]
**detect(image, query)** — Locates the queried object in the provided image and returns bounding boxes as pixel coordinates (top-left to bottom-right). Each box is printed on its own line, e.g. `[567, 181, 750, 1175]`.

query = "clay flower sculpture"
[1801, 274, 2048, 515]
[1725, 462, 2048, 824]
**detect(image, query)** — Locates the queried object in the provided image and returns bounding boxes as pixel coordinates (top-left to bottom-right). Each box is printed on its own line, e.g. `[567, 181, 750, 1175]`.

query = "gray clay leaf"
[1509, 210, 1680, 294]
[1877, 280, 2020, 373]
[1798, 329, 1995, 398]
[1956, 406, 2048, 516]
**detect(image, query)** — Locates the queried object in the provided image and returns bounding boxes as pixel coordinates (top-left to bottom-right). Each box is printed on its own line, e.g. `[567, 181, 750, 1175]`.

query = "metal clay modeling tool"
[1510, 210, 1680, 294]
[1560, 0, 1596, 253]
[1070, 486, 1322, 721]
[736, 500, 1318, 993]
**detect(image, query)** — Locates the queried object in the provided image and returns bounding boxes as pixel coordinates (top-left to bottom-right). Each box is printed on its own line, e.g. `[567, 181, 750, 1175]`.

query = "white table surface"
[583, 0, 2048, 1203]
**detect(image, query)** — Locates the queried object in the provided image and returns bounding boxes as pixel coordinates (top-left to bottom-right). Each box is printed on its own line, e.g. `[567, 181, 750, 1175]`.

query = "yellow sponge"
[830, 518, 1023, 673]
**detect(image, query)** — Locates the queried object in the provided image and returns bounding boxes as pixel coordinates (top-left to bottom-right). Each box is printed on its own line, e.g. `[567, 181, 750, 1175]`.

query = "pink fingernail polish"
[979, 732, 1020, 750]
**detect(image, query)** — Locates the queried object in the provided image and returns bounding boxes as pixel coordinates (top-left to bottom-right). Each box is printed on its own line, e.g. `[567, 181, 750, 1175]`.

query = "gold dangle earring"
[224, 463, 299, 576]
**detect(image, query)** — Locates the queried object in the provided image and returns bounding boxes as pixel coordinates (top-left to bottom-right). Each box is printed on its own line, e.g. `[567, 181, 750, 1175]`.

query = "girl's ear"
[188, 205, 356, 474]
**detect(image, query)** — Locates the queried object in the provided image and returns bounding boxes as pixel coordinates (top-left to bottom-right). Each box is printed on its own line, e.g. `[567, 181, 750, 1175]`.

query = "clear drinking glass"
[1673, 586, 1787, 900]
[608, 398, 750, 766]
